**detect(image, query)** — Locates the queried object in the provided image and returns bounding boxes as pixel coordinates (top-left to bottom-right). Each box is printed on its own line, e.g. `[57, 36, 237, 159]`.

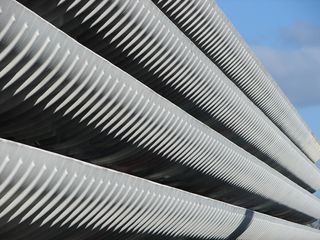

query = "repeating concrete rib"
[15, 0, 320, 191]
[1, 138, 320, 240]
[2, 0, 320, 224]
[151, 0, 320, 162]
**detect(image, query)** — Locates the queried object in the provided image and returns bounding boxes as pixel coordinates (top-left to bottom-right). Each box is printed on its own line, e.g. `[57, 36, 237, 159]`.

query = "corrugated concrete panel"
[152, 0, 320, 161]
[1, 0, 320, 224]
[14, 0, 320, 190]
[1, 138, 320, 240]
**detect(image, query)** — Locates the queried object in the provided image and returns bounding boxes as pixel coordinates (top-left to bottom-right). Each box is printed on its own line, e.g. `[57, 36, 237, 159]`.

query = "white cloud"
[252, 22, 320, 107]
[280, 22, 320, 47]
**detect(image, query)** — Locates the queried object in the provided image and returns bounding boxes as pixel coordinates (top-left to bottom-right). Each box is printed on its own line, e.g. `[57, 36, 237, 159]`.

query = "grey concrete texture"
[1, 138, 320, 240]
[13, 0, 320, 191]
[1, 0, 320, 225]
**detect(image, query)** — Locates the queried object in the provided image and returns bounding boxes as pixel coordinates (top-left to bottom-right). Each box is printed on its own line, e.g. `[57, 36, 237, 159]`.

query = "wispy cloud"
[253, 22, 320, 107]
[280, 22, 320, 47]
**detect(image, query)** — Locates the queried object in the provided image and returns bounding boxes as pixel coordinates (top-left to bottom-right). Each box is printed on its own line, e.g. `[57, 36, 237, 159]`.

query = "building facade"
[0, 0, 320, 239]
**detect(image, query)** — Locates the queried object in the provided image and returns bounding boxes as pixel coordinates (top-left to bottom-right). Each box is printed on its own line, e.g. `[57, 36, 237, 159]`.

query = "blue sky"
[216, 0, 320, 142]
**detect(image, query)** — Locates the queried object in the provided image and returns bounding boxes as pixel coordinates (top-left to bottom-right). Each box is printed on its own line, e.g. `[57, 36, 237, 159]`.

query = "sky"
[215, 0, 320, 195]
[216, 0, 320, 142]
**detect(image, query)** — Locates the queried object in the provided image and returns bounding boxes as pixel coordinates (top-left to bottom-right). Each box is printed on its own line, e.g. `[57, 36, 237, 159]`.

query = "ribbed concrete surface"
[1, 138, 320, 240]
[152, 0, 320, 162]
[14, 0, 320, 191]
[1, 0, 320, 224]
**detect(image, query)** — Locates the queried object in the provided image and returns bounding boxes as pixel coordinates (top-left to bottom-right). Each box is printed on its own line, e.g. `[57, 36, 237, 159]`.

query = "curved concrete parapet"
[0, 138, 320, 240]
